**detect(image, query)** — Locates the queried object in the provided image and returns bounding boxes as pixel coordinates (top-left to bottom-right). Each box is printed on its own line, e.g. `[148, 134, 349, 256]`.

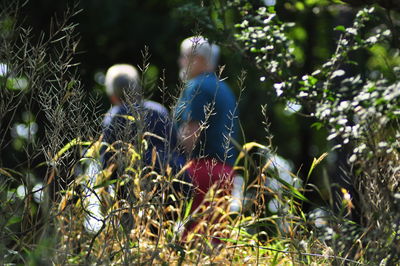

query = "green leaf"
[311, 122, 323, 130]
[308, 76, 318, 86]
[295, 2, 305, 11]
[93, 179, 117, 190]
[6, 216, 22, 227]
[183, 198, 193, 220]
[375, 98, 387, 106]
[6, 77, 29, 91]
[268, 6, 275, 13]
[334, 25, 346, 32]
[274, 173, 309, 202]
[307, 152, 328, 179]
[211, 10, 224, 30]
[52, 138, 93, 163]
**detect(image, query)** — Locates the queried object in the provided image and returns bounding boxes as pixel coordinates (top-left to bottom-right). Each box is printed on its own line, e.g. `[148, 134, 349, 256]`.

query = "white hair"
[104, 64, 140, 98]
[180, 36, 220, 70]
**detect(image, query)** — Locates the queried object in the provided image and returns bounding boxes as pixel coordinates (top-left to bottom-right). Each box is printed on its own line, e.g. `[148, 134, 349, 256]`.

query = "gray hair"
[180, 36, 220, 70]
[104, 64, 141, 98]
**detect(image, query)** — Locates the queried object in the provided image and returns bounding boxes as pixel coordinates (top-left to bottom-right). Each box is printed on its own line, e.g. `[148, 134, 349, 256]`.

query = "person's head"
[105, 64, 141, 105]
[179, 36, 220, 80]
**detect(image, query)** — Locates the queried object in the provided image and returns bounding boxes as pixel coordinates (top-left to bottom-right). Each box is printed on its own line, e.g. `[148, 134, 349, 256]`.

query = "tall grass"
[49, 137, 342, 265]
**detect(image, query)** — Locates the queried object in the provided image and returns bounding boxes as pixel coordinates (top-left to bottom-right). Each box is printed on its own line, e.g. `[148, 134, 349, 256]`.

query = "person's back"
[102, 100, 181, 171]
[175, 72, 238, 166]
[101, 64, 189, 194]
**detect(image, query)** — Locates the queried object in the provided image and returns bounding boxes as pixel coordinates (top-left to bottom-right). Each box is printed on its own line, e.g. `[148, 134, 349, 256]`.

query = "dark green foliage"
[178, 0, 400, 263]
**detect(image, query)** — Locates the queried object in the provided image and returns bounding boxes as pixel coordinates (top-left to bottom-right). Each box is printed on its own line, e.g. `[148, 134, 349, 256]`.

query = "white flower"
[378, 142, 388, 148]
[320, 109, 331, 118]
[346, 28, 357, 35]
[299, 91, 308, 97]
[349, 154, 357, 163]
[339, 101, 350, 109]
[366, 36, 378, 43]
[332, 70, 345, 78]
[263, 14, 276, 24]
[274, 82, 284, 96]
[337, 118, 348, 125]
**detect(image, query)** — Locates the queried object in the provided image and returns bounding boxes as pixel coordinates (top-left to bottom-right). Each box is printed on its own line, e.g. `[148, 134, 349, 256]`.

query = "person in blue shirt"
[175, 72, 238, 167]
[175, 36, 239, 239]
[102, 64, 190, 196]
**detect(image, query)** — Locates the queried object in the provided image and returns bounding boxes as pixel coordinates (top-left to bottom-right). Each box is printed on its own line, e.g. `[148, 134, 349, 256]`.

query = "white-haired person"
[174, 36, 239, 241]
[102, 64, 191, 195]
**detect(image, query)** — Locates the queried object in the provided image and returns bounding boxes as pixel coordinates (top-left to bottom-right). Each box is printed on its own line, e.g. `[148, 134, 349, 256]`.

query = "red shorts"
[183, 158, 234, 243]
[188, 158, 234, 212]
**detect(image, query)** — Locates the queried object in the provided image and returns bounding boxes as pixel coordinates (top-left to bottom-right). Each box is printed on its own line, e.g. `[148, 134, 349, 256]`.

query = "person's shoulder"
[190, 73, 235, 99]
[106, 105, 128, 120]
[197, 72, 217, 84]
[102, 104, 130, 129]
[190, 73, 218, 93]
[143, 100, 169, 117]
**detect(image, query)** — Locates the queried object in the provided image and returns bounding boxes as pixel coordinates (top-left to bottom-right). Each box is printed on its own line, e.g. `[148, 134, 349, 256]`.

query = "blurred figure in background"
[83, 64, 192, 234]
[102, 64, 190, 195]
[175, 36, 240, 240]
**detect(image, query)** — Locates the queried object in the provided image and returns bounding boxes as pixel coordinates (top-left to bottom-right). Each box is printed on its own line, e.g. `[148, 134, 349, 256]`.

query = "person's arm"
[180, 120, 201, 154]
[178, 78, 210, 154]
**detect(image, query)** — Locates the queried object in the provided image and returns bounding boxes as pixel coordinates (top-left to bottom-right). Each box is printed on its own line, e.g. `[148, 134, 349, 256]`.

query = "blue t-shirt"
[102, 100, 185, 173]
[103, 100, 176, 149]
[175, 72, 239, 166]
[101, 100, 192, 196]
